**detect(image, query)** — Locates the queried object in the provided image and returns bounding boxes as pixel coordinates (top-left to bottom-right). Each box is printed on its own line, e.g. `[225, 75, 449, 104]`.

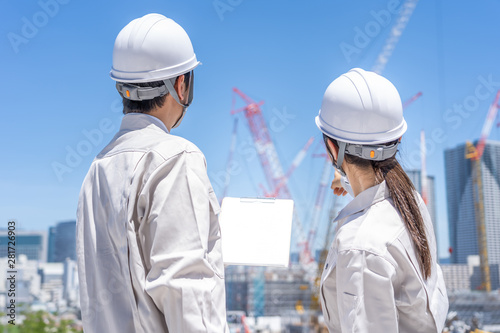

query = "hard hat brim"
[315, 113, 407, 145]
[110, 59, 201, 83]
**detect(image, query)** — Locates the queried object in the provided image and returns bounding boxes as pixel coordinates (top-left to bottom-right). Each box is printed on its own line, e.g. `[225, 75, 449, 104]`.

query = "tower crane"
[465, 89, 500, 292]
[230, 87, 311, 265]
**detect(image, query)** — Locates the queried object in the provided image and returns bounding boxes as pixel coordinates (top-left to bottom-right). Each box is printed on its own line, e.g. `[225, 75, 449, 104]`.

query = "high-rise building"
[0, 230, 46, 261]
[47, 226, 56, 262]
[406, 170, 438, 239]
[48, 221, 76, 263]
[445, 140, 500, 264]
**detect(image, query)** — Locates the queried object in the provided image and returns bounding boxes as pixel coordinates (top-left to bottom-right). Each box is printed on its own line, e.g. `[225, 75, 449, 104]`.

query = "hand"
[331, 169, 348, 196]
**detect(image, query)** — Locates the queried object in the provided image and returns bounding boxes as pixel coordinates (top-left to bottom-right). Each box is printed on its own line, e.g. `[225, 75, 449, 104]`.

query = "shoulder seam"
[337, 248, 398, 271]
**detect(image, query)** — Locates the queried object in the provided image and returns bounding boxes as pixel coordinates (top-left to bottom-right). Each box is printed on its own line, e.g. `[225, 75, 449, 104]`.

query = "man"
[76, 13, 228, 332]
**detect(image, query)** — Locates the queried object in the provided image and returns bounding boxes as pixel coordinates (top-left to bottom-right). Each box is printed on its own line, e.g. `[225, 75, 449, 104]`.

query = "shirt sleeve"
[137, 150, 227, 332]
[335, 249, 399, 333]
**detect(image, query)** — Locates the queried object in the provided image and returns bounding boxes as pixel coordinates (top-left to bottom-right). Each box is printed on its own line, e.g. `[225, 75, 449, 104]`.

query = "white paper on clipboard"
[219, 197, 294, 267]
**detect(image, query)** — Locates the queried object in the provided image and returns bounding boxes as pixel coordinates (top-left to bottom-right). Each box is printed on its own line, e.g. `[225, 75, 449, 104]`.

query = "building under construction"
[225, 265, 312, 317]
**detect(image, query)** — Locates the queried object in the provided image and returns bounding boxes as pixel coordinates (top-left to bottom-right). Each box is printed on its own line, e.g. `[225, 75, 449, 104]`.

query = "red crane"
[403, 91, 423, 109]
[231, 87, 310, 263]
[231, 87, 287, 195]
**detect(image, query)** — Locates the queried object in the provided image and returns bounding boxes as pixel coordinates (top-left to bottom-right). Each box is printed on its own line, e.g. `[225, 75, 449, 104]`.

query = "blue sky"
[2, 0, 500, 259]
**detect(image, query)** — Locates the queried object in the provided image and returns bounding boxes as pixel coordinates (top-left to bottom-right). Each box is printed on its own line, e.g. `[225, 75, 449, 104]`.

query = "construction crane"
[465, 89, 500, 292]
[231, 87, 289, 196]
[371, 0, 419, 74]
[265, 137, 315, 198]
[304, 146, 334, 262]
[230, 87, 311, 264]
[221, 118, 313, 201]
[403, 91, 423, 110]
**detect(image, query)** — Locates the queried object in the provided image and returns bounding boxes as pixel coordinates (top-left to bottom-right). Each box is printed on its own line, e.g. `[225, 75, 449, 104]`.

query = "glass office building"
[445, 140, 500, 264]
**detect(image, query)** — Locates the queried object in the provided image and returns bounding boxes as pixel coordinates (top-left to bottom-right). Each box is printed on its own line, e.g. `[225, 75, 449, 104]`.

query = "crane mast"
[465, 89, 500, 292]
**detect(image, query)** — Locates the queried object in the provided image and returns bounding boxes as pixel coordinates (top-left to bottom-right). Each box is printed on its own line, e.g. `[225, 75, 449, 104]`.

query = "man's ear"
[326, 137, 338, 160]
[174, 74, 186, 101]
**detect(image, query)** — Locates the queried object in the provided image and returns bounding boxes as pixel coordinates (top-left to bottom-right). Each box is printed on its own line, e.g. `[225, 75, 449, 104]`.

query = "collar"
[333, 180, 391, 223]
[120, 113, 169, 134]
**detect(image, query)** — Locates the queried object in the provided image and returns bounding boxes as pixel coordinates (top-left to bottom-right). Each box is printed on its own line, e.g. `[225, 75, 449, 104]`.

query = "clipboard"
[219, 197, 294, 267]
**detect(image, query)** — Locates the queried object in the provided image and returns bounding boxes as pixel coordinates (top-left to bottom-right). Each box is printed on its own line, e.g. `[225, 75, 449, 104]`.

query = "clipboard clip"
[239, 197, 276, 203]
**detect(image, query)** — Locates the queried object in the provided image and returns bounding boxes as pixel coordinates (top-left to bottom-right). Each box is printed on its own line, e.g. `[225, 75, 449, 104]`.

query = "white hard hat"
[315, 68, 407, 174]
[110, 14, 199, 128]
[110, 13, 200, 83]
[315, 68, 406, 145]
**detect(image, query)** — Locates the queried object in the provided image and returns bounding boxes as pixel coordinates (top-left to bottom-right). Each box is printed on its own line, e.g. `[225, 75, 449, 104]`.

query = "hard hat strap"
[163, 78, 184, 107]
[115, 82, 168, 101]
[163, 71, 194, 128]
[336, 141, 347, 177]
[162, 71, 194, 109]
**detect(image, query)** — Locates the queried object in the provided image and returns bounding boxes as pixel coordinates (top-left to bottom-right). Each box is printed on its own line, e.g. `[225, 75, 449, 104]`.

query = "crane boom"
[403, 91, 423, 109]
[231, 87, 285, 193]
[270, 137, 315, 197]
[476, 90, 500, 159]
[371, 0, 419, 74]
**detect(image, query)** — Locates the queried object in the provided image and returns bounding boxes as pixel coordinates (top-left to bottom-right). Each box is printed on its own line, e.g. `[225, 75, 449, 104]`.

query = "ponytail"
[324, 134, 432, 279]
[371, 158, 431, 279]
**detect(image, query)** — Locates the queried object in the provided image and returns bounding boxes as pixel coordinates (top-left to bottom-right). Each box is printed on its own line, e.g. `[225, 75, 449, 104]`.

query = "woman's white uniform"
[320, 181, 448, 332]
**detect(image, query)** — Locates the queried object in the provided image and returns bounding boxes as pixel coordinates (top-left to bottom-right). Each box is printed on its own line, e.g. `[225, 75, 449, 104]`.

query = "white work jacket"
[76, 113, 228, 333]
[320, 181, 448, 332]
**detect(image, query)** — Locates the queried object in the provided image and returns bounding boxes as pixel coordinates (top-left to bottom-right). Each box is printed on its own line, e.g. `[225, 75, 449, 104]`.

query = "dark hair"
[323, 134, 432, 279]
[121, 72, 191, 114]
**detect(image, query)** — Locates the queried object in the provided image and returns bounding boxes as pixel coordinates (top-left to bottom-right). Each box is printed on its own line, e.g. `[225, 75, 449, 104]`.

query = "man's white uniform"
[320, 181, 448, 332]
[76, 113, 227, 332]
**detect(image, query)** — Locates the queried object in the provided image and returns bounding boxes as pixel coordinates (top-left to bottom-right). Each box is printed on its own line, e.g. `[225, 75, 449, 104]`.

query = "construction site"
[217, 1, 500, 332]
[3, 0, 500, 332]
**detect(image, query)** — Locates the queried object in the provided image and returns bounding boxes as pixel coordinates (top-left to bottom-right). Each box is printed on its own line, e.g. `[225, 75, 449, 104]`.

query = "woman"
[315, 68, 448, 332]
